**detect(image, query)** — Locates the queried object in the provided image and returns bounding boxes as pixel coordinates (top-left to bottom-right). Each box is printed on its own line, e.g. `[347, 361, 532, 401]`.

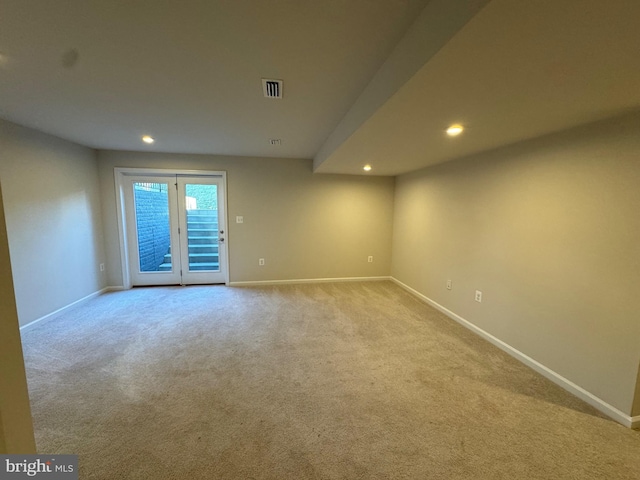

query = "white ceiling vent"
[262, 79, 283, 98]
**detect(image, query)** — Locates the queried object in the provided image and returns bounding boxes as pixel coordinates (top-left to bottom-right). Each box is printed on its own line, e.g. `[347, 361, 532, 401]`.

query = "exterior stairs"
[158, 209, 219, 272]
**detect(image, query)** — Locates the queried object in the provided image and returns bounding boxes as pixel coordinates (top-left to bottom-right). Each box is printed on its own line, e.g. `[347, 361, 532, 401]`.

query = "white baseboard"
[390, 277, 638, 429]
[19, 286, 114, 331]
[19, 277, 638, 429]
[229, 276, 391, 287]
[104, 285, 125, 292]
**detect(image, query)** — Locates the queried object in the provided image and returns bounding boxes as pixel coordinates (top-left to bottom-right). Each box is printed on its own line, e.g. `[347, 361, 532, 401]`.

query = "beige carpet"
[21, 281, 640, 479]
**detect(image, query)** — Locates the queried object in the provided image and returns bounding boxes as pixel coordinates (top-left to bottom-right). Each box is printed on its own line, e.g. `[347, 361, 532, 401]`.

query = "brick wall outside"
[134, 188, 171, 271]
[185, 184, 218, 210]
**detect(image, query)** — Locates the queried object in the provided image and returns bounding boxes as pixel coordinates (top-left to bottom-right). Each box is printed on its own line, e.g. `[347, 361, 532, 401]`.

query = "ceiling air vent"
[262, 79, 283, 99]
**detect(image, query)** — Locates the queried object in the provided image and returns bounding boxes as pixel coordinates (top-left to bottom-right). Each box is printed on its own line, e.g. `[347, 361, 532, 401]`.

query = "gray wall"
[391, 113, 640, 415]
[98, 151, 395, 286]
[0, 119, 107, 326]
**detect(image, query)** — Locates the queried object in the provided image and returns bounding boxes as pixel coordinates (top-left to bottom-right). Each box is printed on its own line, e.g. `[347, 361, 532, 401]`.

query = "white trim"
[19, 287, 111, 331]
[104, 285, 125, 292]
[230, 276, 391, 287]
[114, 167, 226, 177]
[114, 170, 131, 289]
[391, 277, 638, 429]
[220, 172, 230, 286]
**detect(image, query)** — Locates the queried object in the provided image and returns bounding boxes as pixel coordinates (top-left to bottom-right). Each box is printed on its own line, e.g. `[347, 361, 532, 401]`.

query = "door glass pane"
[185, 184, 219, 272]
[133, 182, 172, 272]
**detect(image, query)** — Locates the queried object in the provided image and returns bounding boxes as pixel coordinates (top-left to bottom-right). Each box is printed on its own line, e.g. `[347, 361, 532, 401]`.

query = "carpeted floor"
[21, 281, 640, 479]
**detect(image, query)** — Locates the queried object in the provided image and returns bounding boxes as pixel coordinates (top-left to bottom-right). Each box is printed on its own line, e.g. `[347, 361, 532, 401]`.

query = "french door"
[123, 174, 227, 286]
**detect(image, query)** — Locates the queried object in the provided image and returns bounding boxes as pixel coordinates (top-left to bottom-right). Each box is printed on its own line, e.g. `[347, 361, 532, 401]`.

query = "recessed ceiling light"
[446, 124, 464, 136]
[363, 165, 372, 172]
[142, 135, 155, 144]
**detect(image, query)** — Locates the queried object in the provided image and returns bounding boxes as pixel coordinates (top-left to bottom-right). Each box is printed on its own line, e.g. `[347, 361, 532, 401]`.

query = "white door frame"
[114, 167, 230, 289]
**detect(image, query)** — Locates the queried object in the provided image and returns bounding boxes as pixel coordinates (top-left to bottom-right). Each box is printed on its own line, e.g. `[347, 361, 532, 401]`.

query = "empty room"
[1, 1, 639, 479]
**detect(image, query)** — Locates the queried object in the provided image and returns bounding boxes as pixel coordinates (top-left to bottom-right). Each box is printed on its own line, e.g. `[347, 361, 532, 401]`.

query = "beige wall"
[0, 120, 107, 326]
[392, 113, 640, 415]
[0, 183, 36, 453]
[98, 151, 395, 286]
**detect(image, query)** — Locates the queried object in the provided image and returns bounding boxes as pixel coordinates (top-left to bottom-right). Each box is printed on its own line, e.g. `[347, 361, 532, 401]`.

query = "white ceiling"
[316, 0, 640, 175]
[1, 0, 639, 176]
[0, 0, 431, 156]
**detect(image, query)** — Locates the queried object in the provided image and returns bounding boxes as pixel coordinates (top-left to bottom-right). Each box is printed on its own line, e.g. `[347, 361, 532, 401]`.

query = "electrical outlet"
[259, 258, 265, 266]
[236, 216, 244, 224]
[100, 263, 105, 272]
[475, 290, 482, 303]
[367, 256, 373, 263]
[446, 279, 452, 290]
